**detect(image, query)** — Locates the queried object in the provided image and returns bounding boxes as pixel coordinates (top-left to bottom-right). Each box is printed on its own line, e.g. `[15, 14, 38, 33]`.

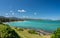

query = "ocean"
[6, 20, 60, 32]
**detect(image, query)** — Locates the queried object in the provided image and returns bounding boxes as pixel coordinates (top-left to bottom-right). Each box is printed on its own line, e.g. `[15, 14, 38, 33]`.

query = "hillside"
[0, 16, 60, 22]
[0, 24, 20, 38]
[12, 27, 51, 38]
[0, 16, 24, 22]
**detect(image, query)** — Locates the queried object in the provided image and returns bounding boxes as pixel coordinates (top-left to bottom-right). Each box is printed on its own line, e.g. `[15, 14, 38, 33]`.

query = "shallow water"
[6, 20, 60, 32]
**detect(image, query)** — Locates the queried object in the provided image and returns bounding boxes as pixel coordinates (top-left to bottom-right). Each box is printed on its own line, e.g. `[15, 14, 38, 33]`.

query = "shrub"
[17, 28, 24, 31]
[28, 30, 38, 34]
[0, 24, 20, 38]
[51, 28, 60, 38]
[0, 22, 3, 24]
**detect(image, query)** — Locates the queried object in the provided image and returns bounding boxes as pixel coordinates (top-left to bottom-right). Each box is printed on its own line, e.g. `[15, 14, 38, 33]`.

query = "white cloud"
[22, 16, 29, 18]
[23, 15, 25, 18]
[34, 12, 37, 15]
[10, 10, 15, 15]
[12, 13, 14, 15]
[18, 9, 26, 13]
[10, 10, 13, 12]
[5, 13, 8, 15]
[5, 13, 9, 17]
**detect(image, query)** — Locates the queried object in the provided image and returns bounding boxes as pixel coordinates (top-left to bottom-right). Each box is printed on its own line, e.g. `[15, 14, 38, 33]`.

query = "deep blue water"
[6, 20, 60, 32]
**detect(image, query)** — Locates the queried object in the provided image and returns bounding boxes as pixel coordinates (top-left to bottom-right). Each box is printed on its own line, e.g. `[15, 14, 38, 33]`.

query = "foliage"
[0, 24, 20, 38]
[51, 28, 60, 38]
[16, 28, 24, 31]
[28, 30, 38, 34]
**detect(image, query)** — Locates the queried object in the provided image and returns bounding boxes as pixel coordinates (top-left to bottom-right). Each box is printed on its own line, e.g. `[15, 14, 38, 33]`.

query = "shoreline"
[3, 20, 25, 23]
[12, 26, 51, 38]
[3, 20, 26, 24]
[12, 26, 52, 35]
[4, 22, 52, 35]
[3, 21, 52, 35]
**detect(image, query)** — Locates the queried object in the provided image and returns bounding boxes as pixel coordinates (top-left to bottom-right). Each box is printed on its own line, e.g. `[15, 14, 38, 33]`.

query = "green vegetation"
[15, 27, 24, 31]
[0, 16, 24, 22]
[51, 28, 60, 38]
[0, 23, 51, 38]
[13, 27, 51, 38]
[28, 30, 38, 34]
[0, 24, 20, 38]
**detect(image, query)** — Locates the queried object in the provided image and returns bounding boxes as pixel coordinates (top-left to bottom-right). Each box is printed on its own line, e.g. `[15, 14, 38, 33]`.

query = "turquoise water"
[7, 20, 60, 32]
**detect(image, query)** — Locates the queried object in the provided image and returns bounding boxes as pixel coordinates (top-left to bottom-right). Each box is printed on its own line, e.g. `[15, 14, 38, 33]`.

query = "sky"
[0, 0, 60, 20]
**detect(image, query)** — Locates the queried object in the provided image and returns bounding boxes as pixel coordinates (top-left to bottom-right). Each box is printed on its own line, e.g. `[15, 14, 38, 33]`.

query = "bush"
[28, 30, 38, 34]
[15, 27, 17, 29]
[17, 28, 24, 31]
[0, 22, 3, 24]
[51, 28, 60, 38]
[0, 24, 20, 38]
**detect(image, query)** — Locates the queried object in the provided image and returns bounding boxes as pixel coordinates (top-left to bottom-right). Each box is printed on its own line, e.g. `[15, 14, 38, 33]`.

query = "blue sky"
[0, 0, 60, 20]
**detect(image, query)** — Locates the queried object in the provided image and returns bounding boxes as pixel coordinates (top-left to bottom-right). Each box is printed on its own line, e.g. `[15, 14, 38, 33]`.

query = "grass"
[12, 27, 51, 38]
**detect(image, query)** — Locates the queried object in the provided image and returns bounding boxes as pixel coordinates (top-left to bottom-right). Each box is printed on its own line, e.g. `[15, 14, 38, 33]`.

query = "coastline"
[3, 21, 52, 36]
[3, 20, 25, 24]
[12, 27, 51, 38]
[12, 26, 51, 35]
[3, 21, 52, 35]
